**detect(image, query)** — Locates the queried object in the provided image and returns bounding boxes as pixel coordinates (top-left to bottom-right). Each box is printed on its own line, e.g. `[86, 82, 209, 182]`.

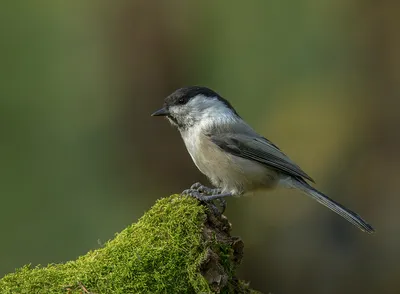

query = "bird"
[151, 86, 375, 234]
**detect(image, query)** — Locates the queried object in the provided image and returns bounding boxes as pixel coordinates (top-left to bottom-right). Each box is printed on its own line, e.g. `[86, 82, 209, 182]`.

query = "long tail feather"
[290, 179, 375, 234]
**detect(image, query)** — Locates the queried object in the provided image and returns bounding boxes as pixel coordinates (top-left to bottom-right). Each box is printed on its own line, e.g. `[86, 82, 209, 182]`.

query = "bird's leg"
[181, 183, 230, 214]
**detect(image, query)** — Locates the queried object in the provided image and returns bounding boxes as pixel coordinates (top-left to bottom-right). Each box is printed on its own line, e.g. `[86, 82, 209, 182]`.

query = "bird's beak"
[151, 107, 170, 117]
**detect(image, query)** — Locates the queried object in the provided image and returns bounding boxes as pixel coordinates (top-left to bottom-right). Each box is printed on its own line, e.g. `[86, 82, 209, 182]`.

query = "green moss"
[0, 194, 260, 293]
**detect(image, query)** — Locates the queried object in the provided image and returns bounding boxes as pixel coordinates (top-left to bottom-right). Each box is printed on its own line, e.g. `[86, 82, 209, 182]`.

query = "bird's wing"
[209, 133, 314, 182]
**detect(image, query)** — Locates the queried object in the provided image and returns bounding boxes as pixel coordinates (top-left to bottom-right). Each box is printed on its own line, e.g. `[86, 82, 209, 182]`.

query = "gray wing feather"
[210, 133, 315, 183]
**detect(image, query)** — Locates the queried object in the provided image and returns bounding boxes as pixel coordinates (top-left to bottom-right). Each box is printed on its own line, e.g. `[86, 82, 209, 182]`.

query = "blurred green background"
[1, 1, 399, 293]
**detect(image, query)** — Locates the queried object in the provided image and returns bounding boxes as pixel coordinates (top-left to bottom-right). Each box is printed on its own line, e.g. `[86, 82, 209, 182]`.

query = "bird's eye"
[178, 98, 186, 105]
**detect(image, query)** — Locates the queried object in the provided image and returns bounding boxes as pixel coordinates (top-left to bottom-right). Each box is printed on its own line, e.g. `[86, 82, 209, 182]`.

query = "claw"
[181, 188, 226, 215]
[190, 182, 202, 190]
[181, 189, 208, 201]
[182, 182, 232, 215]
[189, 182, 221, 195]
[216, 198, 227, 214]
[206, 202, 222, 215]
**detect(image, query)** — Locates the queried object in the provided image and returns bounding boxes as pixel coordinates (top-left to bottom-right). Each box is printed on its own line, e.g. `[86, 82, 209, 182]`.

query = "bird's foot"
[182, 183, 227, 215]
[189, 182, 222, 195]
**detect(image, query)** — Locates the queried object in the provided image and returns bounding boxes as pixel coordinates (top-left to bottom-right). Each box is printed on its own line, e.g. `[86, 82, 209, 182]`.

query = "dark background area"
[1, 1, 399, 293]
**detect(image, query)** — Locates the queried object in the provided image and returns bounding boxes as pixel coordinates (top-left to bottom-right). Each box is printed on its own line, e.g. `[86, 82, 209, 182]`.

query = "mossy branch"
[0, 195, 260, 293]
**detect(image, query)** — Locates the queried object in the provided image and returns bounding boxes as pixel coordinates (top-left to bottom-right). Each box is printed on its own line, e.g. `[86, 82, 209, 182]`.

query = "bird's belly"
[187, 137, 279, 195]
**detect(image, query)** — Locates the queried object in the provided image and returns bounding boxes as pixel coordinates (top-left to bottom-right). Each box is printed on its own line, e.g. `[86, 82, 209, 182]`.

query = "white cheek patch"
[188, 95, 238, 126]
[169, 105, 185, 117]
[187, 95, 215, 111]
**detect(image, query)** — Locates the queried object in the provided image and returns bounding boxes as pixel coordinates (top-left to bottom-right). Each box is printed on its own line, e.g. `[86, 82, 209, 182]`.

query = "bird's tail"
[287, 178, 375, 234]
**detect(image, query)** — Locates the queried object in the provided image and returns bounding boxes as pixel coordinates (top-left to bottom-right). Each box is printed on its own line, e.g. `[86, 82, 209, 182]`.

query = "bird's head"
[151, 86, 240, 130]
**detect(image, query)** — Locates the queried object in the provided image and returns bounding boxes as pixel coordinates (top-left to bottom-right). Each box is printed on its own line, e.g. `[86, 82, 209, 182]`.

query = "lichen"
[0, 195, 260, 294]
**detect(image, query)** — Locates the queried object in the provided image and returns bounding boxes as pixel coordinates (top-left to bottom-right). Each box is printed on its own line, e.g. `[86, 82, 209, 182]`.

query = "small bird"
[151, 86, 375, 233]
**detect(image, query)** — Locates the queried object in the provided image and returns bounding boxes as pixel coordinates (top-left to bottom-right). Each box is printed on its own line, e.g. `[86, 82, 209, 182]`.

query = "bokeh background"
[1, 1, 400, 293]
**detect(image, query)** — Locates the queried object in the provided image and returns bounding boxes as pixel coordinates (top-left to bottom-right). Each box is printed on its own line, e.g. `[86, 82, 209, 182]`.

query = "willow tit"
[151, 86, 375, 233]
